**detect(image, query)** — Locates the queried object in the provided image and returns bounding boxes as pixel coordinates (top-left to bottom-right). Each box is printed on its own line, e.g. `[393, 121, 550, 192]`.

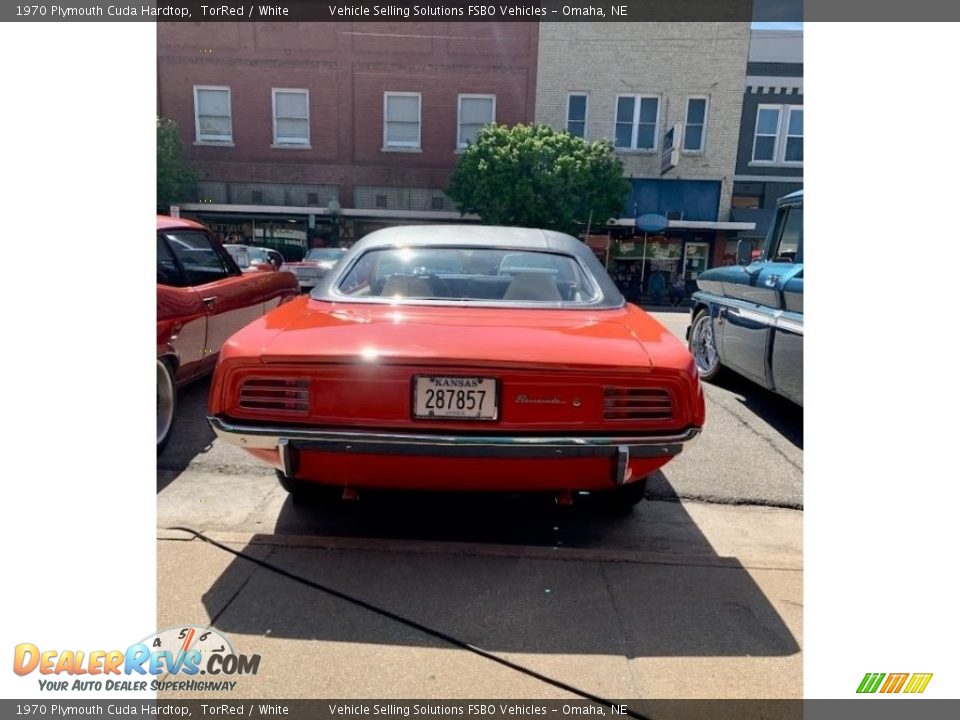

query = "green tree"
[447, 124, 631, 235]
[157, 117, 199, 211]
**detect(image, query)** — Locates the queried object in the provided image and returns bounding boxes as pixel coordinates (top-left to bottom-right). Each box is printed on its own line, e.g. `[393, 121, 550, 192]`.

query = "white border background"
[805, 22, 960, 697]
[1, 19, 958, 701]
[0, 22, 156, 699]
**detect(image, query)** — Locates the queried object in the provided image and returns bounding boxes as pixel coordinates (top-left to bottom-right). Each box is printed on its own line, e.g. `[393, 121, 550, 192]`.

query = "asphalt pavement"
[156, 310, 803, 700]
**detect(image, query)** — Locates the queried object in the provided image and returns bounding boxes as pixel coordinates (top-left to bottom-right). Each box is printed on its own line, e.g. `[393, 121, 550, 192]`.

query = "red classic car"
[283, 247, 348, 291]
[207, 226, 704, 508]
[157, 216, 298, 451]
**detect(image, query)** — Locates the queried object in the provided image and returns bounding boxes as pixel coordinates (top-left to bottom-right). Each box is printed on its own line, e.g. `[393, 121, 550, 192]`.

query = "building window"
[431, 196, 445, 210]
[375, 194, 388, 209]
[752, 104, 803, 165]
[383, 92, 421, 150]
[194, 86, 232, 144]
[458, 94, 496, 148]
[272, 89, 310, 146]
[567, 94, 588, 138]
[614, 95, 660, 151]
[683, 97, 708, 152]
[752, 106, 782, 162]
[784, 107, 803, 163]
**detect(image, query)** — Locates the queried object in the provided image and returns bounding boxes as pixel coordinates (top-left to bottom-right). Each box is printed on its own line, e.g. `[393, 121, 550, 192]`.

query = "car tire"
[589, 478, 648, 514]
[689, 309, 725, 382]
[156, 358, 177, 454]
[275, 469, 304, 496]
[275, 470, 342, 504]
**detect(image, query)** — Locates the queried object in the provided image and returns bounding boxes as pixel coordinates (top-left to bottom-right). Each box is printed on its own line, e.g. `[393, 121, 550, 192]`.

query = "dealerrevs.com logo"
[857, 672, 933, 694]
[13, 626, 260, 692]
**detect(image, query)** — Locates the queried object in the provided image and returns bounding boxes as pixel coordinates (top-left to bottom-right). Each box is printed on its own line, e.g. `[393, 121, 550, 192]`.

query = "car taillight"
[239, 378, 310, 414]
[603, 387, 673, 420]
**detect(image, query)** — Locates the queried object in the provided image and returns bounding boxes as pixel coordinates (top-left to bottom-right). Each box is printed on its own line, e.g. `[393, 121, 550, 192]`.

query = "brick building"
[158, 22, 539, 255]
[533, 22, 754, 299]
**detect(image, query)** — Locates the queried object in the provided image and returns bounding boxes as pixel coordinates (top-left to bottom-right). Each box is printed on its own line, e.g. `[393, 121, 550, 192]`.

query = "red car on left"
[157, 216, 298, 451]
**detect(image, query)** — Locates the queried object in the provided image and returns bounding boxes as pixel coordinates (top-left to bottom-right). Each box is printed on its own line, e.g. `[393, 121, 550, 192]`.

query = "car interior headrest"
[502, 272, 562, 302]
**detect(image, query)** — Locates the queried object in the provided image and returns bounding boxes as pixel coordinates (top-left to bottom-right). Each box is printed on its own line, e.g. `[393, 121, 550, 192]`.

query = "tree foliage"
[157, 117, 199, 210]
[447, 124, 631, 235]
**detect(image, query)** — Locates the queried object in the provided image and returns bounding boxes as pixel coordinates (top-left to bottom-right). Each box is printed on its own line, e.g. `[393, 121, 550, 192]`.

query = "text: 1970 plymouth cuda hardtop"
[688, 190, 803, 405]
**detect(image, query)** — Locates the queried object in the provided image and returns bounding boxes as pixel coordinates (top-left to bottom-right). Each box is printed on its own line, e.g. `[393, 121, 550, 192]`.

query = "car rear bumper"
[207, 416, 699, 487]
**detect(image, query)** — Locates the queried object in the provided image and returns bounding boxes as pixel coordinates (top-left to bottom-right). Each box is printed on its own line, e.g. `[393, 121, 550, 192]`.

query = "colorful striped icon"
[857, 672, 933, 694]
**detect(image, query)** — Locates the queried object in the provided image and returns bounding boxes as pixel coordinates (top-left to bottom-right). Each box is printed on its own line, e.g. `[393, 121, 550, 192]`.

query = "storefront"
[177, 203, 481, 260]
[600, 219, 755, 303]
[179, 210, 315, 261]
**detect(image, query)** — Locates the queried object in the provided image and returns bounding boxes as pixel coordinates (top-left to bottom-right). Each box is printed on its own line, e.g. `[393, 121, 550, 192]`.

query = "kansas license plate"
[413, 376, 498, 420]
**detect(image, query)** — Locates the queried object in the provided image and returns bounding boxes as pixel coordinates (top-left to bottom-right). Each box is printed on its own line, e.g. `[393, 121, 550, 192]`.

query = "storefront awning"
[607, 218, 756, 231]
[178, 203, 479, 222]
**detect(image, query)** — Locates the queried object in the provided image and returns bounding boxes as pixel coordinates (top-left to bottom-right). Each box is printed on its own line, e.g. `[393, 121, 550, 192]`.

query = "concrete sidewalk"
[157, 500, 801, 700]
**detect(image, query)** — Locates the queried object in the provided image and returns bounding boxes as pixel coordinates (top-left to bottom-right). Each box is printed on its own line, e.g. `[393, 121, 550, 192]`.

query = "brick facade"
[534, 22, 750, 220]
[157, 22, 539, 209]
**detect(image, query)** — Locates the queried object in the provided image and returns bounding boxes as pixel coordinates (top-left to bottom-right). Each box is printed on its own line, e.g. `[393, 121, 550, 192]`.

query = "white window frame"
[613, 94, 660, 152]
[566, 92, 589, 138]
[271, 88, 310, 148]
[682, 95, 709, 153]
[193, 85, 233, 145]
[383, 92, 422, 151]
[457, 93, 496, 149]
[751, 104, 803, 166]
[751, 104, 783, 164]
[782, 106, 803, 166]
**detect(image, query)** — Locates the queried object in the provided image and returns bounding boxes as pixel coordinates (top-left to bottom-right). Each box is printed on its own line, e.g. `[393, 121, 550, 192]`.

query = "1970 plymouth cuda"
[207, 226, 704, 508]
[157, 216, 298, 451]
[688, 190, 803, 404]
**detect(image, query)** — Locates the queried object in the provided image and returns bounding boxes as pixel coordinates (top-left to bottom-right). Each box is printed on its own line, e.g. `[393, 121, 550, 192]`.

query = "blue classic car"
[688, 190, 803, 405]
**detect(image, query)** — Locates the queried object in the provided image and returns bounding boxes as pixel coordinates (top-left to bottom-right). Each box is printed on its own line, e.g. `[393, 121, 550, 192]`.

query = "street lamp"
[327, 199, 341, 246]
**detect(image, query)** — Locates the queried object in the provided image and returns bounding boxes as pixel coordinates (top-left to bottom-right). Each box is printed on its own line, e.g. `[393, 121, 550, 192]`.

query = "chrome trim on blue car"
[692, 292, 804, 336]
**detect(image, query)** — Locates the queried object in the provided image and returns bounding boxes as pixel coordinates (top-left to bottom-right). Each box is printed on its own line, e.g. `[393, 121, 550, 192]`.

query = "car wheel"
[589, 478, 649, 514]
[156, 358, 177, 453]
[275, 469, 303, 495]
[275, 470, 341, 503]
[689, 309, 724, 382]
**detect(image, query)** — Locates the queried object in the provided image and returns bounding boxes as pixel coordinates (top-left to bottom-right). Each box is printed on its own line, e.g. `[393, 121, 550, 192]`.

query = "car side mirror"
[736, 239, 753, 266]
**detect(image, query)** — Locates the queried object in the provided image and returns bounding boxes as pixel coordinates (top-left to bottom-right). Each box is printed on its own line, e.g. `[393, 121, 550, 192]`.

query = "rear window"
[336, 247, 599, 304]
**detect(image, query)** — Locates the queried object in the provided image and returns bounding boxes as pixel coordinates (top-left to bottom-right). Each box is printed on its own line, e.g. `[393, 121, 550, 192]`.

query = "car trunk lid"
[259, 303, 654, 371]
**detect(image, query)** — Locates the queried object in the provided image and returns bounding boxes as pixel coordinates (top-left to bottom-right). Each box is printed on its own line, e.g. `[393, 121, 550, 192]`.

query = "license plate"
[413, 376, 498, 420]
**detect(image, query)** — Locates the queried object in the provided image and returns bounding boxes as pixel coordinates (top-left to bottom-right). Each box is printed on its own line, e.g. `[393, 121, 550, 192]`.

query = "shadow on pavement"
[196, 486, 800, 659]
[709, 372, 803, 450]
[157, 378, 215, 492]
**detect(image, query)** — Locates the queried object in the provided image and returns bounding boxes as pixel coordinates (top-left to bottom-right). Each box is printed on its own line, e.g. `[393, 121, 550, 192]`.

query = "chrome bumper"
[207, 416, 700, 484]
